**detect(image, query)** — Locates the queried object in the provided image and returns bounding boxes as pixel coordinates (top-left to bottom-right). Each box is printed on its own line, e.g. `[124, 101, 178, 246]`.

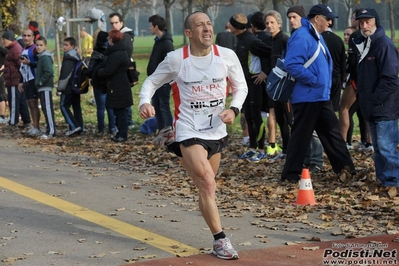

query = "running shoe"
[212, 236, 239, 260]
[28, 127, 42, 137]
[249, 151, 266, 163]
[40, 134, 54, 140]
[152, 126, 175, 147]
[65, 127, 81, 136]
[237, 149, 256, 159]
[266, 144, 282, 157]
[0, 117, 7, 124]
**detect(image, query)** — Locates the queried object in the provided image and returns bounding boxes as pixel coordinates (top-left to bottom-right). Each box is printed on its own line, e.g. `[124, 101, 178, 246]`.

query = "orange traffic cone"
[293, 168, 317, 206]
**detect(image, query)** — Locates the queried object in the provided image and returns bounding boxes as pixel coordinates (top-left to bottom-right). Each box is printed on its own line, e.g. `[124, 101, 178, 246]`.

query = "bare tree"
[163, 0, 176, 33]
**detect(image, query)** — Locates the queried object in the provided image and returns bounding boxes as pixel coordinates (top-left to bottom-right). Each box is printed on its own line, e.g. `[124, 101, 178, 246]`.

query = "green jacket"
[35, 50, 54, 92]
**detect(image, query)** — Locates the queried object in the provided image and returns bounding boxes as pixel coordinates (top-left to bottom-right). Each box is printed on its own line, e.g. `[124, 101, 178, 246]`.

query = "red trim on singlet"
[183, 45, 189, 59]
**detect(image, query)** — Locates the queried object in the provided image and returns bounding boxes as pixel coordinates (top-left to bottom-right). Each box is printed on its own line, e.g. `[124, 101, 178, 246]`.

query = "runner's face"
[185, 13, 214, 49]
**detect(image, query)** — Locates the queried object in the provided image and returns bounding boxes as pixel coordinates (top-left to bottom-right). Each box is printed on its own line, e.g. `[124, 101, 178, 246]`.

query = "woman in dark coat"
[95, 29, 132, 142]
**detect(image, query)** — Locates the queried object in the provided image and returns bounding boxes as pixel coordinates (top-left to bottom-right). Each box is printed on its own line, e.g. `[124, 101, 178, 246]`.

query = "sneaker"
[152, 126, 175, 147]
[28, 127, 42, 137]
[269, 152, 286, 162]
[40, 134, 53, 139]
[237, 149, 256, 159]
[250, 151, 267, 163]
[212, 236, 239, 260]
[346, 143, 353, 150]
[0, 117, 7, 124]
[65, 127, 81, 136]
[128, 124, 135, 130]
[359, 143, 374, 153]
[266, 144, 282, 157]
[88, 98, 96, 106]
[241, 137, 250, 147]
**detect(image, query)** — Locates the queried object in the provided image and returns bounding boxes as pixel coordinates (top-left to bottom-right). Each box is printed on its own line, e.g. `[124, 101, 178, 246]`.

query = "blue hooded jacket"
[284, 18, 333, 104]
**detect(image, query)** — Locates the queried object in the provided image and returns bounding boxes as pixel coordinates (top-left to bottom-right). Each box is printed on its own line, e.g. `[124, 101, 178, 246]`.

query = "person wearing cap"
[230, 13, 272, 162]
[1, 30, 31, 128]
[286, 5, 306, 32]
[281, 4, 355, 183]
[353, 8, 399, 187]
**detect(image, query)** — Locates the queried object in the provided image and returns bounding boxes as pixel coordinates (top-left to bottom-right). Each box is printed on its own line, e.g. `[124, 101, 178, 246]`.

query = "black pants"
[281, 101, 355, 181]
[7, 86, 31, 125]
[272, 100, 292, 154]
[60, 93, 83, 130]
[244, 80, 266, 150]
[39, 90, 56, 135]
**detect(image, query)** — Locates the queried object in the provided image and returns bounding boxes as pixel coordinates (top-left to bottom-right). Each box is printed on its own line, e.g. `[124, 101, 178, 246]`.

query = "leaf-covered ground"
[2, 124, 399, 240]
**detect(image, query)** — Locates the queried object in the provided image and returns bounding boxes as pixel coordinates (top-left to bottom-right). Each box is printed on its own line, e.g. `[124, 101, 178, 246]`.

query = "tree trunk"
[164, 0, 174, 33]
[389, 0, 395, 41]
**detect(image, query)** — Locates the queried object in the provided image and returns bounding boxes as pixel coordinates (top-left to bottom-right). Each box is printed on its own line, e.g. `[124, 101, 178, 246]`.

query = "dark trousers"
[39, 91, 56, 135]
[281, 101, 355, 181]
[60, 93, 83, 130]
[244, 81, 266, 150]
[114, 108, 128, 139]
[273, 101, 292, 154]
[7, 86, 30, 125]
[152, 84, 173, 130]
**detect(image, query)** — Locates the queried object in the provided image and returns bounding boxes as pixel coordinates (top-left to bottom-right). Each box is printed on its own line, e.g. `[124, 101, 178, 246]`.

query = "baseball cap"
[355, 8, 379, 20]
[2, 30, 15, 41]
[308, 4, 338, 19]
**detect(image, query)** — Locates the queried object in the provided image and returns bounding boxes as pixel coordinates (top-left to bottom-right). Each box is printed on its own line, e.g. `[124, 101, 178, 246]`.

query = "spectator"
[231, 13, 272, 162]
[109, 12, 135, 130]
[34, 36, 56, 139]
[87, 30, 116, 135]
[354, 8, 399, 187]
[215, 22, 237, 50]
[264, 10, 292, 158]
[19, 29, 41, 136]
[95, 29, 132, 142]
[0, 45, 8, 123]
[147, 14, 174, 132]
[57, 37, 83, 136]
[80, 26, 93, 64]
[1, 30, 31, 127]
[6, 24, 25, 48]
[281, 4, 355, 182]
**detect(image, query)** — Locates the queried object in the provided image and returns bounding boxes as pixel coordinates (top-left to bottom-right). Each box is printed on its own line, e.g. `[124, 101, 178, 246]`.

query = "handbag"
[266, 42, 321, 102]
[126, 59, 140, 87]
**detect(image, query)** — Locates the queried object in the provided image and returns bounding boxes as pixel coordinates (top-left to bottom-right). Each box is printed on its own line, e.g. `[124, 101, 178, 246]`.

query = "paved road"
[0, 137, 395, 266]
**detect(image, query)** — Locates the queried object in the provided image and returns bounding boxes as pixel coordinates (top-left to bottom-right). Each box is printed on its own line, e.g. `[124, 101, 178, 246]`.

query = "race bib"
[193, 106, 223, 131]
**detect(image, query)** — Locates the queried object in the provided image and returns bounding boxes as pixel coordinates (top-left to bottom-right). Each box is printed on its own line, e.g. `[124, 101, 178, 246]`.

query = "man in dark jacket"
[321, 21, 346, 112]
[354, 8, 399, 187]
[147, 14, 174, 132]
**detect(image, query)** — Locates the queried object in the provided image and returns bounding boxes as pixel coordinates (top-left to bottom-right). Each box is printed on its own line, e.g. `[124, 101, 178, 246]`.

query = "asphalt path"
[0, 137, 381, 266]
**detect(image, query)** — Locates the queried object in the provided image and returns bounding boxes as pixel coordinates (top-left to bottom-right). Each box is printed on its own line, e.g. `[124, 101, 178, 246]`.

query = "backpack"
[70, 60, 90, 94]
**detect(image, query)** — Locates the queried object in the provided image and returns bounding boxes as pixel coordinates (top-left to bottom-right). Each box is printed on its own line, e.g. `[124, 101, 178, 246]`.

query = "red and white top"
[139, 44, 247, 141]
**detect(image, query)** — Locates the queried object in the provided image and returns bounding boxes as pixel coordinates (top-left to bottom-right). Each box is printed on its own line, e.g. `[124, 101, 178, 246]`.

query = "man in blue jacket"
[354, 8, 399, 187]
[281, 4, 355, 183]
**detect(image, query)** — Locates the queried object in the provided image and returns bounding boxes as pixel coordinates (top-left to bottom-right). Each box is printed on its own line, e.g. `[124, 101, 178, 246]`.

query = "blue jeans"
[151, 84, 173, 130]
[93, 88, 116, 133]
[368, 119, 399, 187]
[304, 131, 324, 167]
